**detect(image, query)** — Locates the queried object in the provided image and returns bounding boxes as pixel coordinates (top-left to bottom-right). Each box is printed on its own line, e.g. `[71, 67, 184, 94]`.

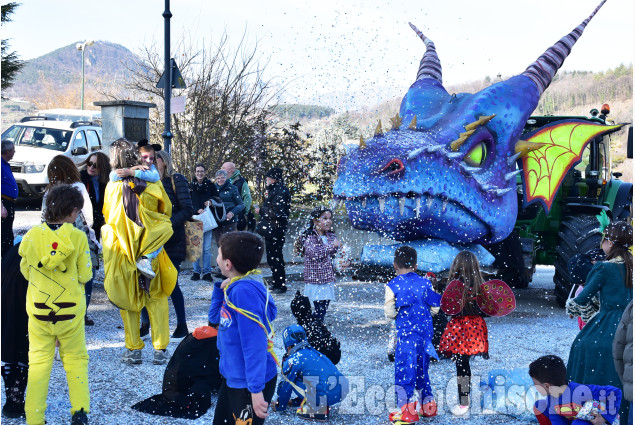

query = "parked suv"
[1, 117, 102, 199]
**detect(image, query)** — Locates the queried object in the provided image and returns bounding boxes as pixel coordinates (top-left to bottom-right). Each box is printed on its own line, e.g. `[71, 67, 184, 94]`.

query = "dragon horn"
[522, 0, 606, 96]
[409, 22, 442, 84]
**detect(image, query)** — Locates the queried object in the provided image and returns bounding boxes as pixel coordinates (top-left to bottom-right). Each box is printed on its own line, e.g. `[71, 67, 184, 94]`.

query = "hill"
[4, 41, 137, 110]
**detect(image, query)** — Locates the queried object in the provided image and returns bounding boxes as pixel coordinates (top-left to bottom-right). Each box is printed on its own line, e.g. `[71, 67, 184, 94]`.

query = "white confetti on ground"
[2, 265, 579, 424]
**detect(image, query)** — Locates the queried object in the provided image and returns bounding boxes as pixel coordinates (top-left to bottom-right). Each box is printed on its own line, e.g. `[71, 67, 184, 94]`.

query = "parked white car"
[1, 117, 102, 199]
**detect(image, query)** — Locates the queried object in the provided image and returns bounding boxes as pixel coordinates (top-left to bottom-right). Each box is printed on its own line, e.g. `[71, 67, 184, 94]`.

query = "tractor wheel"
[553, 214, 601, 307]
[485, 230, 530, 289]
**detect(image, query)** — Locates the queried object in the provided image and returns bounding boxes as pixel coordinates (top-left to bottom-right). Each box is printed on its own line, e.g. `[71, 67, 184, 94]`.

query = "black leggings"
[212, 376, 277, 425]
[455, 354, 471, 405]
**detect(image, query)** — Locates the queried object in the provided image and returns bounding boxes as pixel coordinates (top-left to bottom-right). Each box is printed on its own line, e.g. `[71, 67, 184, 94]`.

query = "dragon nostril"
[381, 158, 405, 176]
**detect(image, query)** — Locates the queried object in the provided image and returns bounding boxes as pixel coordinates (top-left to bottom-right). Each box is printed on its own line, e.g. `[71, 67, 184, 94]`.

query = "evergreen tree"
[1, 2, 25, 93]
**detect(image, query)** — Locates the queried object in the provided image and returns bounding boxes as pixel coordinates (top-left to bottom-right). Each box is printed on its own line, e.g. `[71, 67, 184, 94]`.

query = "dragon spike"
[408, 115, 417, 130]
[515, 140, 546, 156]
[505, 170, 522, 181]
[359, 136, 367, 149]
[390, 113, 402, 130]
[464, 115, 496, 131]
[408, 22, 442, 84]
[507, 152, 522, 166]
[521, 0, 606, 96]
[374, 120, 383, 136]
[450, 130, 475, 152]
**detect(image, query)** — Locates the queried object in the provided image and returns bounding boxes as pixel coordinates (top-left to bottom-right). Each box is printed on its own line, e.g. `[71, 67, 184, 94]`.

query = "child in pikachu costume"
[19, 184, 93, 425]
[101, 139, 177, 357]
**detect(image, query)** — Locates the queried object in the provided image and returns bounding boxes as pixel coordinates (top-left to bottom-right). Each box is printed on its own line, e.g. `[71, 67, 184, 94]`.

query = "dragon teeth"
[338, 200, 345, 210]
[399, 197, 405, 216]
[415, 197, 421, 219]
[442, 200, 449, 212]
[379, 198, 386, 213]
[426, 196, 434, 209]
[330, 199, 338, 210]
[361, 198, 366, 208]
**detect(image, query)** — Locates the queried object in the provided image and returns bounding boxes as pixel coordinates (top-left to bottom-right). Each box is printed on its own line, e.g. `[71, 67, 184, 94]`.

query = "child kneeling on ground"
[273, 324, 348, 421]
[530, 355, 622, 425]
[208, 231, 278, 425]
[385, 246, 441, 424]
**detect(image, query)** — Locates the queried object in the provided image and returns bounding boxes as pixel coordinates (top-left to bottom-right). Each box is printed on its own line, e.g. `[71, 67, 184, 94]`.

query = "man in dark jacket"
[255, 167, 291, 294]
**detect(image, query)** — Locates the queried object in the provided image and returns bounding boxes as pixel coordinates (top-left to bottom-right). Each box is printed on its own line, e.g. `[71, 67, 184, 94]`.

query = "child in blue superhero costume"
[530, 355, 622, 425]
[385, 246, 441, 424]
[208, 231, 277, 425]
[272, 324, 348, 421]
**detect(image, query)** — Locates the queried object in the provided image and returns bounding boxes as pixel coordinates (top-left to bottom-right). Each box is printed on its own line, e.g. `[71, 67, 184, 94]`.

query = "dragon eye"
[381, 159, 405, 175]
[463, 142, 487, 167]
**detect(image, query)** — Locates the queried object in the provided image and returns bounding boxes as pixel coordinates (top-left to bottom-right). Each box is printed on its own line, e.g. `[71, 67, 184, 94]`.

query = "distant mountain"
[4, 41, 138, 102]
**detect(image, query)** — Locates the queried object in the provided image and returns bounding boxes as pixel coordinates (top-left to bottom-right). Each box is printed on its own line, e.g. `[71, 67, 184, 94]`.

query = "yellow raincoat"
[102, 179, 176, 312]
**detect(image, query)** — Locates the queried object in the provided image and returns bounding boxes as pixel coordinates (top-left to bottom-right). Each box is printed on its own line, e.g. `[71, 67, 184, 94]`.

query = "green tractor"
[493, 105, 633, 305]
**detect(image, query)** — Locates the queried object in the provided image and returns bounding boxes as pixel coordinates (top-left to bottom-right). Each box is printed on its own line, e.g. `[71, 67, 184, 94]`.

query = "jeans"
[265, 229, 286, 289]
[141, 260, 186, 326]
[1, 198, 15, 258]
[192, 230, 213, 275]
[85, 278, 93, 309]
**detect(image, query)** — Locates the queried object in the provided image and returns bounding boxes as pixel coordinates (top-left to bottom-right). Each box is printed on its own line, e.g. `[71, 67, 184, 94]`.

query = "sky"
[2, 0, 633, 110]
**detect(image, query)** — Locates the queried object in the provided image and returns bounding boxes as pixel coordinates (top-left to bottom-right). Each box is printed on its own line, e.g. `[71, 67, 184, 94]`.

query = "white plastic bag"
[193, 206, 218, 232]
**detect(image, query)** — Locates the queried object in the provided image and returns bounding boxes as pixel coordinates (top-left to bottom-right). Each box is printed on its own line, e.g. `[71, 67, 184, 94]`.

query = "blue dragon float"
[333, 0, 622, 272]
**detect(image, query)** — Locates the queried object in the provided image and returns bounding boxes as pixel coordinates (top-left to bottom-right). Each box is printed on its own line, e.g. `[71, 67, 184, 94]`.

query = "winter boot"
[1, 364, 27, 418]
[71, 408, 88, 425]
[296, 404, 329, 422]
[389, 402, 419, 424]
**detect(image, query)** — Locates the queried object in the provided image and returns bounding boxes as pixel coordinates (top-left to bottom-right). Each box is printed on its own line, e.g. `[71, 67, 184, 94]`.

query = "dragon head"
[333, 1, 608, 244]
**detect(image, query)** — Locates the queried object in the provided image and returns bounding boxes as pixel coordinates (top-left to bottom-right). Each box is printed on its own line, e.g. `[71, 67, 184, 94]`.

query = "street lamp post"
[76, 40, 94, 110]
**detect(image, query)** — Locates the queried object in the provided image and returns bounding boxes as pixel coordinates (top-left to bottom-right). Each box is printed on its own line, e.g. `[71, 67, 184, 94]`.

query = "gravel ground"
[2, 265, 579, 424]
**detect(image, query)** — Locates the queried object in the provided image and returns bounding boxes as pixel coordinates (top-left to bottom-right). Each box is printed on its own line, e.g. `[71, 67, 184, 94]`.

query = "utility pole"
[162, 0, 172, 154]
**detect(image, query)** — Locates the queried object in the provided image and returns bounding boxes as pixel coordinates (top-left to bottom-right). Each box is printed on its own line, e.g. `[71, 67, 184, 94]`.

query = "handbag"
[193, 206, 217, 232]
[209, 197, 226, 223]
[184, 219, 204, 262]
[170, 175, 205, 261]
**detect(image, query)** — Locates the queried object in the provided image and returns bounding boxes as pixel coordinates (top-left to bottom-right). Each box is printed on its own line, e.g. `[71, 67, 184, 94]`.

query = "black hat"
[265, 167, 283, 181]
[137, 139, 162, 152]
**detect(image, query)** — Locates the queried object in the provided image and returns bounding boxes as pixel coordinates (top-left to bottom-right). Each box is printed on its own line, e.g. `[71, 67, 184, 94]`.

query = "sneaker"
[191, 272, 201, 281]
[71, 408, 88, 425]
[84, 315, 94, 326]
[202, 273, 214, 282]
[296, 405, 329, 422]
[171, 323, 189, 339]
[450, 404, 469, 416]
[388, 402, 419, 424]
[270, 286, 288, 295]
[136, 257, 156, 279]
[140, 322, 150, 339]
[418, 399, 437, 418]
[121, 349, 142, 364]
[153, 349, 170, 365]
[55, 346, 61, 361]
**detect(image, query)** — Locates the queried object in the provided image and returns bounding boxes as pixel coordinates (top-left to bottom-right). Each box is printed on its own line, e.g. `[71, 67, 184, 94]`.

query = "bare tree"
[123, 31, 280, 179]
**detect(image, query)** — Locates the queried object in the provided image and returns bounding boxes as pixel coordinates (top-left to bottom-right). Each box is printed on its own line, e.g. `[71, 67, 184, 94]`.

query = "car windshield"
[1, 125, 71, 152]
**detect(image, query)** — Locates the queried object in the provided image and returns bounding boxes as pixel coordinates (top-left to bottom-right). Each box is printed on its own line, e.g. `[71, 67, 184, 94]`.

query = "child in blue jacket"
[530, 355, 622, 425]
[385, 246, 441, 423]
[208, 231, 277, 425]
[273, 324, 348, 421]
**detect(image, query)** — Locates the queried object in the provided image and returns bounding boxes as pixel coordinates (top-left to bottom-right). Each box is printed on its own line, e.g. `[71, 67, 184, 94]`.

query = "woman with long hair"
[101, 138, 176, 365]
[140, 150, 193, 339]
[567, 221, 633, 424]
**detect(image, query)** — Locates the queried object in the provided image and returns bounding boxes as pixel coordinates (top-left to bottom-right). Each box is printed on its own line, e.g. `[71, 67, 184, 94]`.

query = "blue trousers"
[192, 230, 213, 275]
[394, 335, 433, 407]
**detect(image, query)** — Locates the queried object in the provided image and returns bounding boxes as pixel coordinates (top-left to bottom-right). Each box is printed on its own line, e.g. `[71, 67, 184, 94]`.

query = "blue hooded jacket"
[276, 341, 348, 410]
[208, 274, 277, 393]
[387, 272, 441, 340]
